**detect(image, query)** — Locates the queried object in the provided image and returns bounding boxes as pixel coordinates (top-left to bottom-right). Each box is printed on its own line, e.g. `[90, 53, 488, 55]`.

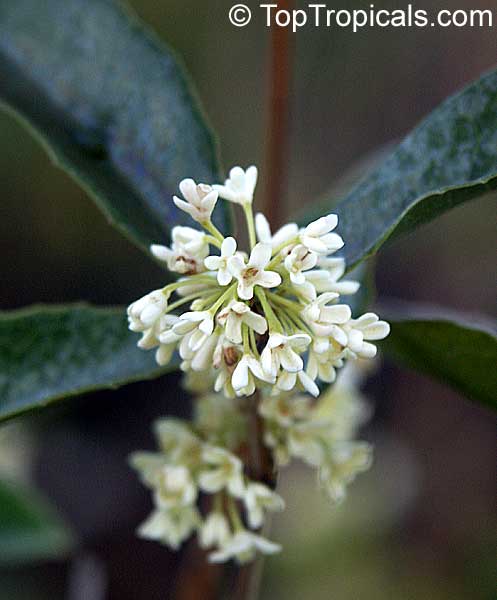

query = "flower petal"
[221, 237, 237, 257]
[257, 271, 282, 289]
[249, 243, 272, 269]
[255, 212, 271, 243]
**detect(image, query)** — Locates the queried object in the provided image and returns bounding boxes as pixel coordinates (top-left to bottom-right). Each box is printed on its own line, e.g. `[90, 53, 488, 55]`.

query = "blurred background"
[1, 0, 496, 598]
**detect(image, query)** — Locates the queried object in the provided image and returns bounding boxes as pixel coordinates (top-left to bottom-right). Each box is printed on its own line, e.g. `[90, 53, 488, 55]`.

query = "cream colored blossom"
[209, 530, 281, 564]
[243, 483, 285, 529]
[198, 446, 245, 497]
[228, 243, 281, 300]
[173, 178, 218, 224]
[213, 165, 258, 206]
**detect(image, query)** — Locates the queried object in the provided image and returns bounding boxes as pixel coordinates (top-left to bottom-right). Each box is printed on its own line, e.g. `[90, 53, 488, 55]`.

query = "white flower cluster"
[128, 165, 390, 398]
[128, 165, 389, 564]
[130, 418, 284, 564]
[131, 363, 374, 562]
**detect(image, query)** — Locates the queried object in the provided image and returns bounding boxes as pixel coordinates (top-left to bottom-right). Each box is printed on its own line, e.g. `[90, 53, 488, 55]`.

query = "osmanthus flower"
[151, 227, 209, 275]
[243, 482, 285, 529]
[127, 163, 390, 399]
[138, 506, 201, 550]
[199, 511, 231, 549]
[341, 313, 391, 359]
[318, 441, 372, 503]
[204, 237, 237, 286]
[255, 212, 298, 250]
[172, 178, 218, 224]
[213, 165, 258, 206]
[217, 301, 268, 344]
[198, 445, 245, 497]
[228, 242, 281, 300]
[259, 384, 373, 504]
[231, 352, 274, 397]
[128, 165, 391, 564]
[130, 418, 284, 561]
[299, 214, 344, 255]
[209, 530, 281, 565]
[284, 244, 318, 284]
[155, 464, 197, 508]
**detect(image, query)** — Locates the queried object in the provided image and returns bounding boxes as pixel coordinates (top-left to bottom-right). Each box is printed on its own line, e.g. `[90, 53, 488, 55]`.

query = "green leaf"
[0, 478, 74, 565]
[0, 0, 231, 257]
[380, 305, 497, 410]
[0, 305, 177, 423]
[304, 68, 497, 270]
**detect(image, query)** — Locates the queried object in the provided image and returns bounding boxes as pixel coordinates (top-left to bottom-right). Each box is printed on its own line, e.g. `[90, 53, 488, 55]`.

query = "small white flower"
[302, 292, 351, 339]
[153, 419, 202, 464]
[307, 344, 344, 384]
[173, 311, 215, 356]
[259, 394, 313, 428]
[145, 314, 182, 366]
[231, 354, 274, 397]
[151, 227, 209, 274]
[129, 451, 167, 489]
[199, 512, 231, 549]
[228, 243, 281, 300]
[255, 212, 298, 250]
[155, 464, 197, 509]
[319, 442, 372, 503]
[127, 289, 169, 331]
[184, 332, 219, 372]
[198, 446, 245, 498]
[299, 214, 344, 255]
[243, 482, 285, 529]
[284, 244, 318, 285]
[261, 333, 312, 379]
[171, 226, 210, 255]
[274, 369, 320, 397]
[173, 178, 218, 224]
[213, 165, 258, 206]
[209, 530, 281, 564]
[138, 506, 200, 550]
[217, 301, 268, 344]
[204, 237, 237, 286]
[287, 421, 331, 466]
[213, 336, 241, 398]
[342, 313, 390, 359]
[313, 257, 361, 295]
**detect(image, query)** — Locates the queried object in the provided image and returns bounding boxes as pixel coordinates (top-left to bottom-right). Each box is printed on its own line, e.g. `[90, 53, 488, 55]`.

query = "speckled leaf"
[0, 479, 74, 565]
[0, 0, 231, 257]
[0, 305, 177, 423]
[381, 305, 497, 410]
[304, 69, 497, 270]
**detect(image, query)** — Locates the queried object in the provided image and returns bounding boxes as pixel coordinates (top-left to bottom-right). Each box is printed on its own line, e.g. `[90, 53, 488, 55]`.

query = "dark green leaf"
[0, 478, 74, 565]
[304, 68, 497, 270]
[380, 305, 497, 409]
[0, 304, 177, 423]
[0, 0, 231, 257]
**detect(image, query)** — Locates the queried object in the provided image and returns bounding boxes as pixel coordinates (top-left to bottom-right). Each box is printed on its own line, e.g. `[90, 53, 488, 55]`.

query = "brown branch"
[178, 7, 294, 598]
[263, 0, 295, 228]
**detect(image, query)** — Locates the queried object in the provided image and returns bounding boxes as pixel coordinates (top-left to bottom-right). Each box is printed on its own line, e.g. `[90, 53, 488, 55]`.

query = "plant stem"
[263, 0, 294, 228]
[232, 11, 295, 597]
[234, 389, 277, 600]
[243, 203, 257, 249]
[203, 220, 225, 243]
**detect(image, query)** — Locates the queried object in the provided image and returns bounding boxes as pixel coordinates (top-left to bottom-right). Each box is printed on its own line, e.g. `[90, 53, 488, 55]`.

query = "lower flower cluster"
[130, 418, 283, 564]
[130, 363, 372, 563]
